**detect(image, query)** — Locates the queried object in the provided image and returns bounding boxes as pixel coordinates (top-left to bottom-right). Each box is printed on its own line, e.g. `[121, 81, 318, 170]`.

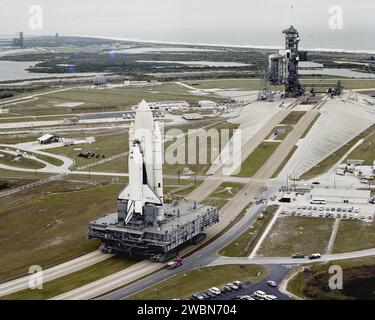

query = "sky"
[0, 1, 374, 49]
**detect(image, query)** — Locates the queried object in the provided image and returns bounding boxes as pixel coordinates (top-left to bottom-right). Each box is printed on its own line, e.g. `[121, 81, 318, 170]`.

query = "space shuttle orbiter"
[118, 100, 164, 225]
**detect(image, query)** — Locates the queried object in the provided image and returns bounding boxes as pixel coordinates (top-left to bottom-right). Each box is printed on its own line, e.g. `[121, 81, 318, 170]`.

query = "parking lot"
[270, 192, 374, 222]
[189, 266, 292, 301]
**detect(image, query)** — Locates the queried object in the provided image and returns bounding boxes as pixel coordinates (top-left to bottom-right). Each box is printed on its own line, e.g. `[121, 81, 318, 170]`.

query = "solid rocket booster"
[153, 121, 163, 199]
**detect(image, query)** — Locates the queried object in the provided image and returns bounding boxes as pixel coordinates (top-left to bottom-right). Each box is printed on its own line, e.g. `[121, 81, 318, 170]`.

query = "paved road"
[0, 251, 112, 297]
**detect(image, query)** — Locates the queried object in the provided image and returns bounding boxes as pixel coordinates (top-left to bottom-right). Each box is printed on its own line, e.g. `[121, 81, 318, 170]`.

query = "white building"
[37, 134, 59, 144]
[198, 100, 217, 110]
[311, 188, 370, 204]
[148, 100, 189, 111]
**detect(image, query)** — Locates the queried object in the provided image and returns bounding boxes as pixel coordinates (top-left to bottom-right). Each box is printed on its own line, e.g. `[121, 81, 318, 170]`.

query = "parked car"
[239, 295, 255, 301]
[312, 181, 320, 185]
[201, 293, 210, 299]
[223, 285, 232, 292]
[191, 293, 205, 300]
[264, 295, 278, 300]
[227, 283, 239, 290]
[209, 287, 221, 296]
[206, 290, 216, 298]
[233, 281, 242, 288]
[253, 290, 267, 299]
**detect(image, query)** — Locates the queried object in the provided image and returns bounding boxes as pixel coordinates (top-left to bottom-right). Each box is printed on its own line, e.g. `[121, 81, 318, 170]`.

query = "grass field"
[0, 178, 123, 282]
[47, 132, 129, 169]
[280, 111, 306, 125]
[128, 264, 269, 300]
[302, 124, 375, 179]
[1, 146, 64, 167]
[219, 205, 279, 257]
[0, 151, 46, 170]
[2, 256, 136, 300]
[235, 142, 281, 177]
[257, 217, 334, 257]
[163, 121, 239, 176]
[287, 256, 375, 300]
[4, 83, 224, 117]
[300, 113, 321, 139]
[333, 220, 375, 253]
[272, 146, 298, 178]
[345, 131, 375, 165]
[200, 182, 244, 209]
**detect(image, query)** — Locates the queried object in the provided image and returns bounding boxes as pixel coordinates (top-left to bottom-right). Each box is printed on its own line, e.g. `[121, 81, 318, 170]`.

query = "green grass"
[163, 121, 239, 176]
[300, 113, 321, 139]
[219, 205, 279, 257]
[47, 132, 129, 169]
[333, 220, 375, 253]
[199, 182, 244, 209]
[345, 131, 375, 165]
[235, 142, 281, 177]
[0, 151, 45, 170]
[272, 146, 298, 178]
[2, 256, 136, 300]
[287, 256, 375, 300]
[128, 264, 269, 300]
[257, 217, 334, 257]
[280, 111, 307, 125]
[302, 124, 375, 180]
[5, 84, 225, 117]
[0, 179, 124, 282]
[1, 146, 64, 167]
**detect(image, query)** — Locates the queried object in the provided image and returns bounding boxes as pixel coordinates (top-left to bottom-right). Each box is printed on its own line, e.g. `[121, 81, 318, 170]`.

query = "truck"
[166, 257, 183, 270]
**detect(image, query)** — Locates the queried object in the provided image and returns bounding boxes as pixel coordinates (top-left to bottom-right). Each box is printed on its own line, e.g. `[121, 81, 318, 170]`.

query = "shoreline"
[70, 34, 375, 55]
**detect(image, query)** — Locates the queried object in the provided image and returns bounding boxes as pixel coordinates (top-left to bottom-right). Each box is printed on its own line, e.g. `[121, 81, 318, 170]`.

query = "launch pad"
[87, 100, 219, 262]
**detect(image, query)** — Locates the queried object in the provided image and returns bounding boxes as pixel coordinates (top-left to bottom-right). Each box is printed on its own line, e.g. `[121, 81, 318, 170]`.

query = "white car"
[208, 287, 221, 295]
[233, 281, 242, 288]
[253, 290, 267, 299]
[239, 295, 255, 300]
[264, 295, 278, 300]
[267, 280, 277, 287]
[227, 283, 239, 290]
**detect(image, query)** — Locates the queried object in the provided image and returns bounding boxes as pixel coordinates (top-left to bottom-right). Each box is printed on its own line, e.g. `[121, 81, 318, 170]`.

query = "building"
[88, 100, 219, 262]
[198, 100, 217, 109]
[37, 134, 59, 144]
[93, 74, 107, 87]
[148, 100, 189, 111]
[311, 188, 370, 204]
